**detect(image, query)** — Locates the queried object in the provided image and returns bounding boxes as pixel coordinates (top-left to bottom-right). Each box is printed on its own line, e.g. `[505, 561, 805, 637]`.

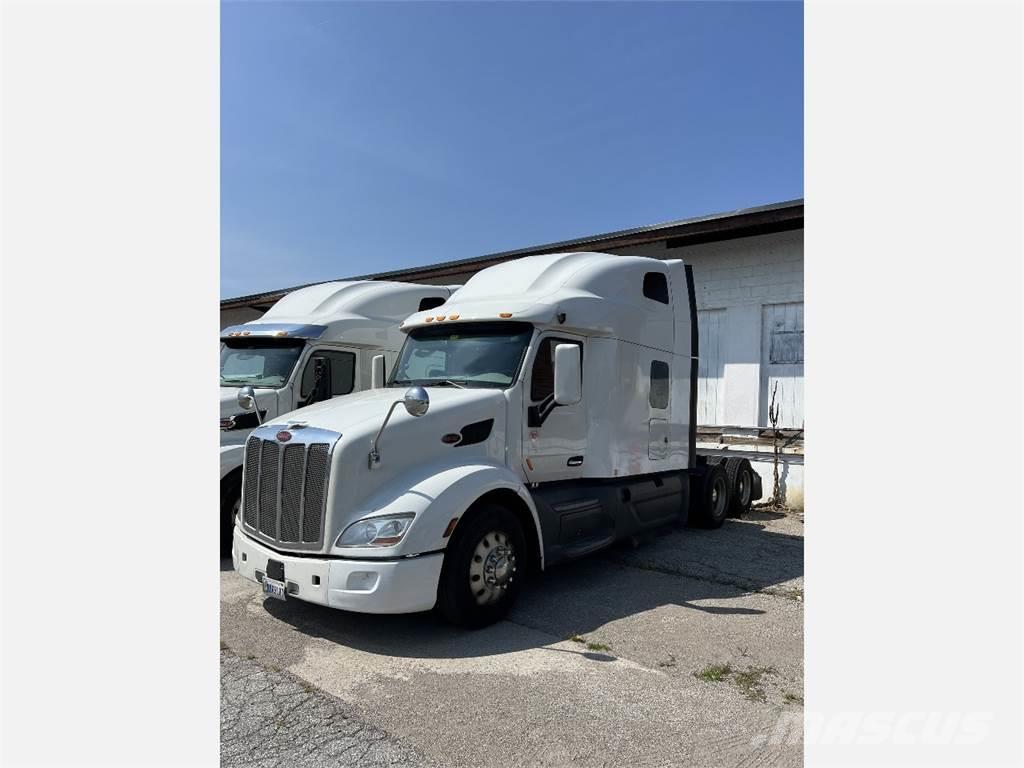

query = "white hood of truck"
[265, 386, 500, 438]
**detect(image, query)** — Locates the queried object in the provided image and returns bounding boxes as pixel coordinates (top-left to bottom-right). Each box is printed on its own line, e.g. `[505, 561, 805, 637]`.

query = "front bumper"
[232, 527, 443, 614]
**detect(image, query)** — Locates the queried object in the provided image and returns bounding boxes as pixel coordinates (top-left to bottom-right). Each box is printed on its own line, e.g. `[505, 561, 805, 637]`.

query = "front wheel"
[436, 504, 526, 628]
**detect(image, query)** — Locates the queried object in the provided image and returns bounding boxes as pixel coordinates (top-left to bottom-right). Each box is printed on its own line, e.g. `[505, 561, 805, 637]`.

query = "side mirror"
[403, 386, 430, 417]
[369, 386, 429, 468]
[236, 385, 262, 426]
[371, 354, 386, 389]
[237, 385, 257, 411]
[553, 344, 582, 406]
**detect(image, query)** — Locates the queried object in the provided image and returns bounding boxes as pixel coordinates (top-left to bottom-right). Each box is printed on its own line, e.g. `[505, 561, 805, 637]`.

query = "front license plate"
[262, 577, 287, 601]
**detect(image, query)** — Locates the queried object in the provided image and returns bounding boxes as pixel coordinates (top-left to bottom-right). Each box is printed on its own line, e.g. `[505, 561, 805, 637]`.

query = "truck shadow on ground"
[246, 516, 803, 661]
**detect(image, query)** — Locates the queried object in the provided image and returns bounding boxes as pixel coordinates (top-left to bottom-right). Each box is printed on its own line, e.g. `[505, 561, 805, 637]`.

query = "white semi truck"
[230, 252, 759, 626]
[219, 280, 456, 553]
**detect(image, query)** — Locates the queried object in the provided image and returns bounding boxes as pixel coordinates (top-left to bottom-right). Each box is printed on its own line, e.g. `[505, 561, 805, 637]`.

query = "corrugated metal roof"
[221, 198, 803, 310]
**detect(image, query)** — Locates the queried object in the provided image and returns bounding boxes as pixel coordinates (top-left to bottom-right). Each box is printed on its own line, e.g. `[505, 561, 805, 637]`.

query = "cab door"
[522, 334, 586, 483]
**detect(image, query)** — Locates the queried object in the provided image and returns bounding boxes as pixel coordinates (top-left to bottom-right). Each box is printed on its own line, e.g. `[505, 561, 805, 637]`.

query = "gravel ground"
[221, 508, 803, 768]
[221, 650, 432, 767]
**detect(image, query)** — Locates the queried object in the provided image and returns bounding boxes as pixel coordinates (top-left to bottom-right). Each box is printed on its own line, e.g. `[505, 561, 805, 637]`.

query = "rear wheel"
[691, 464, 730, 529]
[437, 503, 526, 628]
[725, 458, 754, 517]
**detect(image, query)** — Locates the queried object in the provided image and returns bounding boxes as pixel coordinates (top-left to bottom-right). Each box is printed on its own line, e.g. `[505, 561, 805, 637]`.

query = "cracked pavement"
[221, 650, 431, 767]
[221, 509, 804, 767]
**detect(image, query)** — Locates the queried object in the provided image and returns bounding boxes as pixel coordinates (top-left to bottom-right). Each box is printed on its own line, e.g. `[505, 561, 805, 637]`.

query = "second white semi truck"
[219, 280, 455, 553]
[230, 252, 758, 626]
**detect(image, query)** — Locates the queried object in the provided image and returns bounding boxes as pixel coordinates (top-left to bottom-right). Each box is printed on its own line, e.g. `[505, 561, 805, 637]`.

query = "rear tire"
[437, 503, 526, 628]
[691, 464, 730, 529]
[725, 458, 754, 518]
[220, 475, 241, 557]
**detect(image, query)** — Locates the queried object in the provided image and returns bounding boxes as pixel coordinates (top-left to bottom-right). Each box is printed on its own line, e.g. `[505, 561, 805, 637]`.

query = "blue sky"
[222, 1, 803, 299]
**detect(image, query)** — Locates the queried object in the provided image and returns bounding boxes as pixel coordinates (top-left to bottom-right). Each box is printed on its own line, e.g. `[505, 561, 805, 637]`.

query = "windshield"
[391, 322, 534, 389]
[220, 339, 305, 388]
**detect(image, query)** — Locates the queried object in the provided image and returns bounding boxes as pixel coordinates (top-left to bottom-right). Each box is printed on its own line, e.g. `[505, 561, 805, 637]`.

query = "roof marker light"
[448, 314, 460, 320]
[435, 315, 445, 321]
[498, 312, 513, 319]
[425, 317, 434, 322]
[275, 331, 288, 337]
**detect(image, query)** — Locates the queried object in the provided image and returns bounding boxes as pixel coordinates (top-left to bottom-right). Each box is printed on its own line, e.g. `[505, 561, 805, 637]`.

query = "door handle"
[567, 456, 584, 467]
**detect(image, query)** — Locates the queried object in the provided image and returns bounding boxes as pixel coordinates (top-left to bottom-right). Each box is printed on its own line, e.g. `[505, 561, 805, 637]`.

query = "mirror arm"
[368, 399, 403, 469]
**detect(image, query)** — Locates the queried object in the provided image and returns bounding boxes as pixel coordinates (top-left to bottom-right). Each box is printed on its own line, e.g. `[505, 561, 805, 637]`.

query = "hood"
[257, 386, 509, 542]
[266, 386, 504, 442]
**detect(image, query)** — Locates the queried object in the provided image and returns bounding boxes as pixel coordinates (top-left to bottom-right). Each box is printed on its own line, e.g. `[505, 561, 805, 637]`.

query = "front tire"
[437, 503, 526, 628]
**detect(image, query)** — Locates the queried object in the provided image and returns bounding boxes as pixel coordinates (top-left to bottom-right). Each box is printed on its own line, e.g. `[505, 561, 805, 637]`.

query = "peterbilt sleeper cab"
[219, 280, 455, 554]
[232, 252, 728, 627]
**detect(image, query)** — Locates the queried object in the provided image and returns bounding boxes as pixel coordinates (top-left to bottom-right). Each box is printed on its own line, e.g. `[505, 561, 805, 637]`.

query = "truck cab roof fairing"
[399, 252, 679, 353]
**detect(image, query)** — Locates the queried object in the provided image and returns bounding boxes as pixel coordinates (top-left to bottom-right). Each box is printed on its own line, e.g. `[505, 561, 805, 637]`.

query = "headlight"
[336, 513, 415, 548]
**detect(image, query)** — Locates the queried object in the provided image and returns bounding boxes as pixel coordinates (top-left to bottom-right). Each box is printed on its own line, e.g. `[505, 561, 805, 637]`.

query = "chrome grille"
[302, 444, 329, 543]
[240, 428, 339, 550]
[279, 444, 305, 543]
[257, 441, 279, 536]
[242, 438, 261, 529]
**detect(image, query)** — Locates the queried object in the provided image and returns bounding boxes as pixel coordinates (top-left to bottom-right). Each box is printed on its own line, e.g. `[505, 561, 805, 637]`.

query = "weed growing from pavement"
[568, 634, 612, 652]
[732, 666, 777, 703]
[695, 663, 733, 682]
[783, 691, 803, 706]
[695, 663, 781, 703]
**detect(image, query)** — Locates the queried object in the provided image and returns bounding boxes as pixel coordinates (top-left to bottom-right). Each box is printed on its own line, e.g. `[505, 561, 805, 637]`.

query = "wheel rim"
[469, 529, 517, 606]
[738, 471, 751, 506]
[713, 478, 728, 517]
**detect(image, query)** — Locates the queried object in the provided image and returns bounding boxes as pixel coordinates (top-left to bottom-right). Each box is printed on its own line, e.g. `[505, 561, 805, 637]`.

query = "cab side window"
[300, 350, 356, 398]
[530, 337, 582, 402]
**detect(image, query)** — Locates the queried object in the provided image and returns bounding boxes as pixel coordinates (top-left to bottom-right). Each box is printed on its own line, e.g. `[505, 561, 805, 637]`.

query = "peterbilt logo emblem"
[276, 430, 292, 442]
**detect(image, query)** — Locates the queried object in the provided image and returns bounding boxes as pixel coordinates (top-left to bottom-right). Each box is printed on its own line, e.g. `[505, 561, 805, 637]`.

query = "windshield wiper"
[436, 379, 466, 389]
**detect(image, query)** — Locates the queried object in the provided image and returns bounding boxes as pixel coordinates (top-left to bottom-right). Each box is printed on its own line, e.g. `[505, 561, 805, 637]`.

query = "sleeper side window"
[650, 360, 670, 409]
[643, 272, 669, 304]
[530, 337, 582, 402]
